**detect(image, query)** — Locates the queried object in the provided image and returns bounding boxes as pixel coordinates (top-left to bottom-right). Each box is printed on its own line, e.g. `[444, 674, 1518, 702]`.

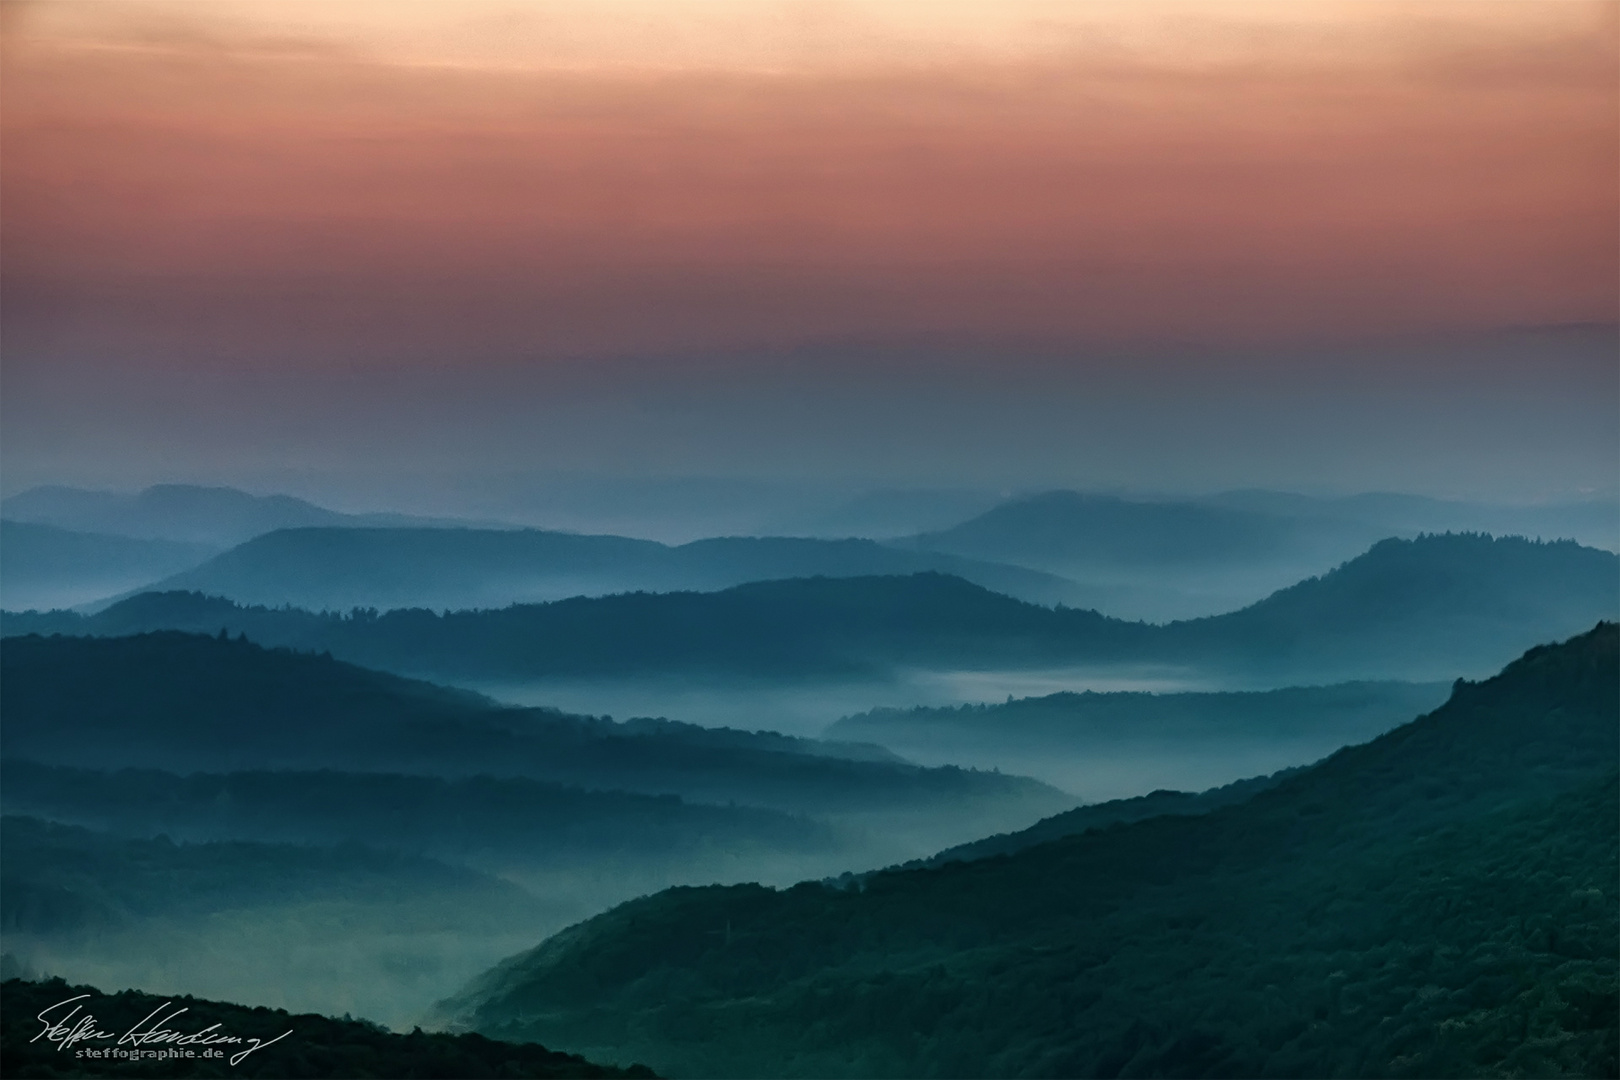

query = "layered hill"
[1, 761, 841, 873]
[0, 632, 1070, 828]
[11, 534, 1615, 684]
[135, 527, 1088, 612]
[438, 623, 1619, 1079]
[902, 490, 1618, 620]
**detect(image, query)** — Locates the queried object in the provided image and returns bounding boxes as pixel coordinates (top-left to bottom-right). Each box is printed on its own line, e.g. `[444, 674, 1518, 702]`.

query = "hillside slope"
[0, 632, 1070, 829]
[439, 623, 1619, 1079]
[1, 975, 652, 1078]
[905, 491, 1618, 620]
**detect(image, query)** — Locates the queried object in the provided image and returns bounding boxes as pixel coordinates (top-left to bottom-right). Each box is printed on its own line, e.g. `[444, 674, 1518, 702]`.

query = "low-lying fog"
[470, 666, 1237, 742]
[465, 666, 1442, 803]
[3, 839, 973, 1032]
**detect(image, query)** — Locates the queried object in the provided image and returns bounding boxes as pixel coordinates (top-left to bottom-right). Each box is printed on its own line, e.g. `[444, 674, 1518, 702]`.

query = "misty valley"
[0, 482, 1614, 1078]
[7, 3, 1617, 1072]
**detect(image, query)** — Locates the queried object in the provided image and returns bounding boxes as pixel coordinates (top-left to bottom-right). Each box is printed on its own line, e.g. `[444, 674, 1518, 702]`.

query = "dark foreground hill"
[438, 623, 1619, 1079]
[1, 976, 653, 1078]
[10, 534, 1615, 684]
[0, 632, 1069, 828]
[137, 527, 1086, 611]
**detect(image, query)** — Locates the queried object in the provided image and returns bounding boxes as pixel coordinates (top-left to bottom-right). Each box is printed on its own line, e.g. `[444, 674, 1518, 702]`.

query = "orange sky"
[4, 0, 1615, 367]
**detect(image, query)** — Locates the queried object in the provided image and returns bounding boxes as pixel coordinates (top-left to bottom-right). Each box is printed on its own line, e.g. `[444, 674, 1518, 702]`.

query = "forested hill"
[4, 572, 1145, 678]
[1157, 533, 1620, 671]
[0, 632, 1069, 821]
[438, 623, 1619, 1079]
[8, 534, 1615, 683]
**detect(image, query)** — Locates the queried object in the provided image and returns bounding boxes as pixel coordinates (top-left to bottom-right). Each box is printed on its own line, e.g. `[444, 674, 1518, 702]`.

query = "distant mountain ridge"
[911, 488, 1619, 571]
[1, 484, 495, 546]
[10, 534, 1614, 685]
[901, 488, 1618, 619]
[9, 483, 1612, 621]
[0, 521, 215, 612]
[129, 527, 1094, 612]
[907, 489, 1310, 569]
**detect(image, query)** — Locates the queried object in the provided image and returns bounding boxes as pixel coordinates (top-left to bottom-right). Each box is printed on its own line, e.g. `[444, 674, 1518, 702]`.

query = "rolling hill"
[11, 534, 1614, 685]
[134, 527, 1091, 612]
[0, 631, 1071, 830]
[901, 490, 1618, 620]
[0, 760, 841, 873]
[906, 489, 1320, 570]
[1, 974, 652, 1077]
[436, 623, 1619, 1079]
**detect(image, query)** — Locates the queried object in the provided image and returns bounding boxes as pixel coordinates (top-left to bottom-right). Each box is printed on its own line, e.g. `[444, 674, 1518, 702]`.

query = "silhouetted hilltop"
[2, 573, 1143, 678]
[437, 623, 1619, 1079]
[11, 534, 1614, 684]
[136, 526, 1089, 611]
[1, 975, 653, 1078]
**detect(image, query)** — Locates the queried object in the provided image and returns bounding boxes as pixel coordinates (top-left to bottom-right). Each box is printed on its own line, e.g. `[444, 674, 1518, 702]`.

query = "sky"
[2, 1, 1616, 511]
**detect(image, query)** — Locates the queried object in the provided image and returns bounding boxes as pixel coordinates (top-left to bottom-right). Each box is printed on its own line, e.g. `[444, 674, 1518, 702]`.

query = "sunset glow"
[2, 1, 1615, 496]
